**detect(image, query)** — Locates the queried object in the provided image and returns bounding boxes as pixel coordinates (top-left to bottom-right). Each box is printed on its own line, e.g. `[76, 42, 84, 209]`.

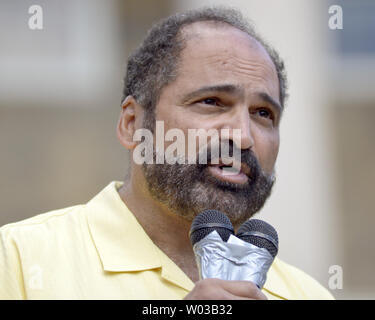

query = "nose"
[221, 107, 254, 150]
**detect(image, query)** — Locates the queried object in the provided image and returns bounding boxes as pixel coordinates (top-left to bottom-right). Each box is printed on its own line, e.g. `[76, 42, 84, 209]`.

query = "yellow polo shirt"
[0, 181, 334, 300]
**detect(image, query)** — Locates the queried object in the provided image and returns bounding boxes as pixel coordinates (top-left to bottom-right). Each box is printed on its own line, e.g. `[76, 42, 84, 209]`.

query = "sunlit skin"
[116, 22, 281, 287]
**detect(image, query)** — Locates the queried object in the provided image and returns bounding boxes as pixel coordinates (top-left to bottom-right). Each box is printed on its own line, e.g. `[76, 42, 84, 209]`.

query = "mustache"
[196, 140, 261, 181]
[148, 139, 266, 184]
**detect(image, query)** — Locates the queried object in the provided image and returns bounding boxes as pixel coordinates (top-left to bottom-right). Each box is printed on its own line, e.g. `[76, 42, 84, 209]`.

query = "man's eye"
[257, 108, 272, 119]
[199, 98, 219, 106]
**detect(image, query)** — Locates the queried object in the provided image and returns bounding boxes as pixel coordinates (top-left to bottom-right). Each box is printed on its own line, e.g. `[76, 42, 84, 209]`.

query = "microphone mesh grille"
[237, 219, 279, 258]
[190, 210, 234, 245]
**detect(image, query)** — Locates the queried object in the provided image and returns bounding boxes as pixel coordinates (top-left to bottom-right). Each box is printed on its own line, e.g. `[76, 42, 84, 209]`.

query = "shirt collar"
[85, 181, 194, 292]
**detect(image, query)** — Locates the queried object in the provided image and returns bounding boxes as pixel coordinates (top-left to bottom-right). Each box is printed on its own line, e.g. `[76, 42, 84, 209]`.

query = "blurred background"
[0, 0, 374, 299]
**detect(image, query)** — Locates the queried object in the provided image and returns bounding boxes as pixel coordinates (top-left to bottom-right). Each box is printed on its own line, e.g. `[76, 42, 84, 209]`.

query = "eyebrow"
[257, 91, 283, 113]
[181, 84, 244, 102]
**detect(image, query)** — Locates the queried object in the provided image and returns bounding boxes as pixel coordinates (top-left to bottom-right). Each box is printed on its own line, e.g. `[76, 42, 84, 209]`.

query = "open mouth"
[207, 159, 250, 184]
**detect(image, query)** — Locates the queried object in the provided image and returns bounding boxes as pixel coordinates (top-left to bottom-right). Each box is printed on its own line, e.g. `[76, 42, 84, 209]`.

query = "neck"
[117, 170, 199, 283]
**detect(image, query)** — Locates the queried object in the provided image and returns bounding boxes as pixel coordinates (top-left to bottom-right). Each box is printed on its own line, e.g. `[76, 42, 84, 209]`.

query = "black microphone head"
[189, 209, 234, 246]
[236, 219, 279, 258]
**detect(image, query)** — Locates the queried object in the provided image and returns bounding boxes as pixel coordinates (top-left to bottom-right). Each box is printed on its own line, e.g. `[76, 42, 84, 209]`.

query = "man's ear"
[117, 96, 141, 150]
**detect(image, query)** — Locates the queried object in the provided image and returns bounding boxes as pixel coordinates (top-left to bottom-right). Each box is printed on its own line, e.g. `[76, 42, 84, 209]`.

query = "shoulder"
[0, 204, 90, 299]
[0, 204, 86, 249]
[0, 181, 121, 261]
[264, 257, 335, 300]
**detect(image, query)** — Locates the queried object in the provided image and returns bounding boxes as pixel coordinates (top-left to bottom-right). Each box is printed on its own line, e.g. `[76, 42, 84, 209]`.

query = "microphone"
[189, 209, 234, 245]
[236, 219, 279, 259]
[236, 219, 278, 288]
[189, 210, 234, 280]
[189, 210, 278, 288]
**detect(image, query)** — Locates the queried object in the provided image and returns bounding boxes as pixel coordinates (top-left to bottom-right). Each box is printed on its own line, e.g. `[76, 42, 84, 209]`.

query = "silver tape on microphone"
[192, 231, 273, 288]
[190, 211, 278, 289]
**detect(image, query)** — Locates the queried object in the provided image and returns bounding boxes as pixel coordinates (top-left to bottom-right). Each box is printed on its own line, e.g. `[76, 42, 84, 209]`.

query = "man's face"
[141, 23, 281, 227]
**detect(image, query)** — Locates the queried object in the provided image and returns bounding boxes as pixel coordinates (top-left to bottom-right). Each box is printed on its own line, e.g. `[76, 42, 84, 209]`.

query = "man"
[0, 7, 333, 300]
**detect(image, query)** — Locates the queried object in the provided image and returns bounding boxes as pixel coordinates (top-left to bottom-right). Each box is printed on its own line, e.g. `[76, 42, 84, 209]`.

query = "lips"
[207, 159, 251, 184]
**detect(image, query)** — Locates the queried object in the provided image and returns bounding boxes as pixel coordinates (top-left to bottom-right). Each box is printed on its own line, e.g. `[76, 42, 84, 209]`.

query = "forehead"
[173, 22, 280, 101]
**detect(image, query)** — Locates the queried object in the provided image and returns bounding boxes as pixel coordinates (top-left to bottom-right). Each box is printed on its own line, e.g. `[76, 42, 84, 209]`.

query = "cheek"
[253, 129, 280, 174]
[156, 104, 210, 148]
[154, 109, 192, 157]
